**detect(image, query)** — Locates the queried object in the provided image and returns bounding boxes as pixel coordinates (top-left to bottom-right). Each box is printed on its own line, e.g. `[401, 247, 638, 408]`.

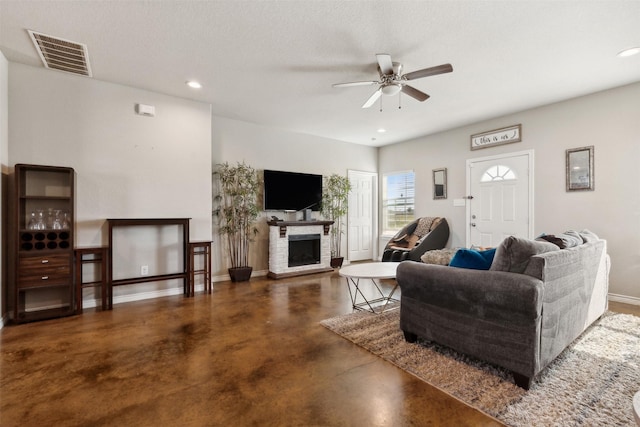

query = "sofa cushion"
[449, 248, 497, 270]
[420, 248, 458, 265]
[536, 230, 583, 249]
[490, 236, 559, 274]
[579, 229, 599, 243]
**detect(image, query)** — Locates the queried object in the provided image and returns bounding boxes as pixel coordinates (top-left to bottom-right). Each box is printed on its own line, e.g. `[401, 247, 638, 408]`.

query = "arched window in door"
[481, 165, 516, 182]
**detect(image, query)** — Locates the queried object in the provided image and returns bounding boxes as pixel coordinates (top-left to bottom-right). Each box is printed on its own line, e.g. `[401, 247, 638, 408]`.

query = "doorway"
[347, 170, 377, 261]
[466, 150, 534, 247]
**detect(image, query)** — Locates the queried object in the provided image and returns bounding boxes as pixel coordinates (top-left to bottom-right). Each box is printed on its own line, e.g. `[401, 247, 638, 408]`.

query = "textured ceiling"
[1, 1, 639, 147]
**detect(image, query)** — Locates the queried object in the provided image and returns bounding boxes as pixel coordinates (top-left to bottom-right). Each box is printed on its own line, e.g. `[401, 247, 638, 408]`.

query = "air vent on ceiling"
[28, 30, 92, 77]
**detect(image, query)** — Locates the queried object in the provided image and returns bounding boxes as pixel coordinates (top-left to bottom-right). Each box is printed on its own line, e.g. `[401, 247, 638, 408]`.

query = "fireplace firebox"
[288, 234, 321, 267]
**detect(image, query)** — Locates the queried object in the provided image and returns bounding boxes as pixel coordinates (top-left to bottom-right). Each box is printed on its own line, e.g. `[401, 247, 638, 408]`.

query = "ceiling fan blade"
[403, 63, 453, 81]
[362, 89, 382, 108]
[333, 81, 379, 88]
[401, 85, 430, 102]
[376, 53, 394, 75]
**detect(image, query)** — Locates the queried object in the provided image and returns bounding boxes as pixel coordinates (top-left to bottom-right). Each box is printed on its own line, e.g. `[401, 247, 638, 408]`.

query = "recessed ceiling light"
[377, 128, 386, 133]
[186, 80, 202, 89]
[617, 47, 640, 58]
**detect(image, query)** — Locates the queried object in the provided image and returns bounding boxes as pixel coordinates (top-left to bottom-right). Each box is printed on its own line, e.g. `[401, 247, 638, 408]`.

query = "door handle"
[471, 223, 476, 227]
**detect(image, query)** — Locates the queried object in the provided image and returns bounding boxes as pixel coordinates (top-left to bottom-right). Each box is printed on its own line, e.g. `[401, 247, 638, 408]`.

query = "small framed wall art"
[566, 146, 594, 191]
[470, 124, 522, 150]
[433, 168, 447, 199]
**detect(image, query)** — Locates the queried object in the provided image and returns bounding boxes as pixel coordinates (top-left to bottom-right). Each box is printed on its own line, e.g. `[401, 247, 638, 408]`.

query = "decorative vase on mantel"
[229, 266, 253, 282]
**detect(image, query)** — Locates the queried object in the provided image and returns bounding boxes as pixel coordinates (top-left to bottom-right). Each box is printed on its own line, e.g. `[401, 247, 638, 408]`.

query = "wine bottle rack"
[20, 231, 71, 251]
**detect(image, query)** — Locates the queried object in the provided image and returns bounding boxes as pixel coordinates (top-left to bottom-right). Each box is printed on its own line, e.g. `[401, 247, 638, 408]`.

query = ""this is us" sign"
[470, 124, 522, 150]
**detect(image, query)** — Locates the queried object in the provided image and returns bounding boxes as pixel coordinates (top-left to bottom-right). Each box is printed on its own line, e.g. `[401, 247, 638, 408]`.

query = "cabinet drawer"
[18, 254, 71, 288]
[19, 255, 70, 270]
[18, 274, 70, 289]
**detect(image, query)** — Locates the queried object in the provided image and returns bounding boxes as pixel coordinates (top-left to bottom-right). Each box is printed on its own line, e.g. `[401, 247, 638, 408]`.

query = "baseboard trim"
[608, 293, 640, 306]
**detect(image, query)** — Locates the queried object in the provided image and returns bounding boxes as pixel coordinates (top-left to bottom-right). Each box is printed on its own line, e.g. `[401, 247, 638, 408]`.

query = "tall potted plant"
[213, 161, 260, 282]
[321, 174, 352, 268]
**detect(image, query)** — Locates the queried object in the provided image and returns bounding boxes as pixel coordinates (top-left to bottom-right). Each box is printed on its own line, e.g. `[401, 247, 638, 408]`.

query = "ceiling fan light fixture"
[186, 80, 202, 89]
[381, 84, 402, 96]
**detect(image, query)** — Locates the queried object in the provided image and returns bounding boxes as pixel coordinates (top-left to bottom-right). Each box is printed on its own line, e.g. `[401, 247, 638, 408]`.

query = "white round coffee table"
[633, 390, 640, 426]
[339, 262, 401, 313]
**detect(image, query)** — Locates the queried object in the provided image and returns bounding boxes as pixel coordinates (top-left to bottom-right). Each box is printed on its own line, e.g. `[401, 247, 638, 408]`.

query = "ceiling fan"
[333, 53, 453, 108]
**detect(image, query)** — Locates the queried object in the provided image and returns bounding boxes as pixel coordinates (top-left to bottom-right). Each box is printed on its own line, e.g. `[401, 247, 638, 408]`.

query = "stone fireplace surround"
[267, 220, 334, 279]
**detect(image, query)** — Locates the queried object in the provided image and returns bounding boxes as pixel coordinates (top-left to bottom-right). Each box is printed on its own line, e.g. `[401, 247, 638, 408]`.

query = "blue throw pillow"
[449, 248, 497, 270]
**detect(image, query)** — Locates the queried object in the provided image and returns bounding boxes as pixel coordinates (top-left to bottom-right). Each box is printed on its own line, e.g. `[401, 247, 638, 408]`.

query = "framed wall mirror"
[566, 146, 594, 191]
[433, 168, 447, 199]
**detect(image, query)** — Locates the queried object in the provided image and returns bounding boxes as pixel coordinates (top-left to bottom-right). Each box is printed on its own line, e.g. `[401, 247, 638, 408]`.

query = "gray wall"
[211, 116, 378, 277]
[9, 63, 212, 303]
[379, 81, 640, 302]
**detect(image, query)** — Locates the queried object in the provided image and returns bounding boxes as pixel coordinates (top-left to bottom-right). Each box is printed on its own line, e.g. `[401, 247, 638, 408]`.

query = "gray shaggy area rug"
[320, 309, 640, 426]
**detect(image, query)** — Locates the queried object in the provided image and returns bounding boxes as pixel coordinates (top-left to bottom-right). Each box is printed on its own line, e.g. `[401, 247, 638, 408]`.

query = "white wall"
[211, 116, 378, 277]
[0, 51, 8, 323]
[9, 63, 212, 302]
[379, 81, 640, 301]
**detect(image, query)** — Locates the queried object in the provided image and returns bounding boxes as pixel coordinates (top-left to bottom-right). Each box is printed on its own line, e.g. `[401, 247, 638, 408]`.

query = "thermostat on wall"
[135, 103, 156, 117]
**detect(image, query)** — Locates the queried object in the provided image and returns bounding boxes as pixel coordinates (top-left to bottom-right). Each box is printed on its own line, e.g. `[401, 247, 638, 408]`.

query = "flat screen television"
[263, 169, 322, 211]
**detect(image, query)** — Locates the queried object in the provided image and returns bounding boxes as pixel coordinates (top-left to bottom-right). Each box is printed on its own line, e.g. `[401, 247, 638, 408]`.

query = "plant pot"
[330, 257, 344, 268]
[229, 266, 252, 282]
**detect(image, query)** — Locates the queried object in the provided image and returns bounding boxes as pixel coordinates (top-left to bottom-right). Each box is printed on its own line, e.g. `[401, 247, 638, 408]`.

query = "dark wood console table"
[107, 218, 190, 309]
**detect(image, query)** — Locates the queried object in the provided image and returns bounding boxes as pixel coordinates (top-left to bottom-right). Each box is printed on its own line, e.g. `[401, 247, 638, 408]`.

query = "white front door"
[466, 150, 533, 248]
[347, 170, 377, 261]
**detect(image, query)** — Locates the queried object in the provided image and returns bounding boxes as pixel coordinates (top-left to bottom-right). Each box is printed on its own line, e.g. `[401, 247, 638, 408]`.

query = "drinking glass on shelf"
[61, 212, 70, 230]
[53, 210, 62, 230]
[46, 208, 55, 229]
[27, 211, 37, 230]
[35, 209, 46, 230]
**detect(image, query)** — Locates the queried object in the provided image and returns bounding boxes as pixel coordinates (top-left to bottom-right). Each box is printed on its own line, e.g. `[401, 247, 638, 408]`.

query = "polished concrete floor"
[0, 271, 638, 427]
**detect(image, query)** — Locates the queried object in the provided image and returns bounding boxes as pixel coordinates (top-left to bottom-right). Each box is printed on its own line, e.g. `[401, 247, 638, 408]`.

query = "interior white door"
[467, 151, 533, 248]
[347, 170, 376, 261]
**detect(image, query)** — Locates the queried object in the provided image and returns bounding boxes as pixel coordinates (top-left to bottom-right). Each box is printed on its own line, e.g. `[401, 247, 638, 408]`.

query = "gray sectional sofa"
[396, 233, 610, 389]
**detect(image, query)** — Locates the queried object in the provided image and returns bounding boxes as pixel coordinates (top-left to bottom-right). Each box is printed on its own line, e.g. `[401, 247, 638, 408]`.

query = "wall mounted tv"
[263, 169, 322, 211]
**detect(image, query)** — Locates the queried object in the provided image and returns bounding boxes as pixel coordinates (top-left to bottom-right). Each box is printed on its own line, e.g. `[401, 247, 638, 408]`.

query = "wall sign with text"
[470, 124, 522, 150]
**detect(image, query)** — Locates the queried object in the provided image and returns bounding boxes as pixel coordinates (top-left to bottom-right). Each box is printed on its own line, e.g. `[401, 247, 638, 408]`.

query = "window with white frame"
[481, 165, 516, 182]
[382, 170, 415, 234]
